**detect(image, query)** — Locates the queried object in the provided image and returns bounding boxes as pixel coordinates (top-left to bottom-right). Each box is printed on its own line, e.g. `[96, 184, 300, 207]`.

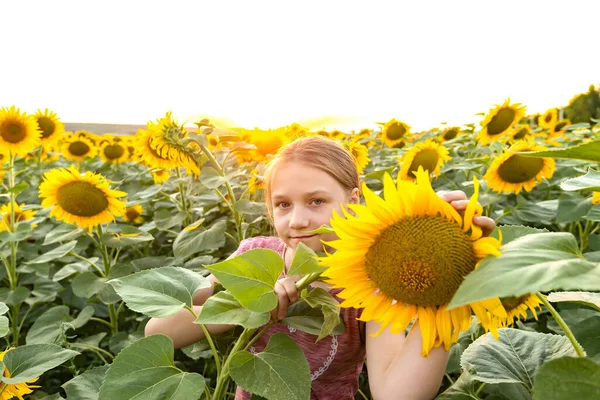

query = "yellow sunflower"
[34, 109, 65, 146]
[510, 124, 532, 141]
[99, 137, 129, 164]
[328, 130, 346, 141]
[550, 119, 571, 138]
[0, 154, 6, 182]
[320, 168, 505, 355]
[206, 134, 220, 149]
[0, 202, 37, 232]
[539, 109, 558, 130]
[249, 130, 287, 159]
[399, 140, 451, 181]
[484, 140, 556, 194]
[592, 192, 600, 205]
[123, 204, 144, 224]
[478, 99, 526, 144]
[440, 126, 460, 142]
[0, 106, 42, 157]
[381, 119, 411, 148]
[346, 142, 370, 174]
[248, 169, 265, 195]
[39, 167, 127, 232]
[489, 294, 543, 329]
[135, 129, 181, 171]
[151, 169, 171, 184]
[0, 348, 40, 399]
[62, 136, 97, 161]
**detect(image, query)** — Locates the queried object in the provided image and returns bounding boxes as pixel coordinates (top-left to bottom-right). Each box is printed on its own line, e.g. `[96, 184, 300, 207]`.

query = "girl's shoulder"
[228, 236, 286, 258]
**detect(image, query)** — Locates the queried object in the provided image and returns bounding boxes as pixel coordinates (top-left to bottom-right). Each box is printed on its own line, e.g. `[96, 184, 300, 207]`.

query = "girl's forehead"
[270, 162, 345, 195]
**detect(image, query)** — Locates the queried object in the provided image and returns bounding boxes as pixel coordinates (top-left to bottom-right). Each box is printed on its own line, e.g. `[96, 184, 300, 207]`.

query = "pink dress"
[230, 236, 366, 400]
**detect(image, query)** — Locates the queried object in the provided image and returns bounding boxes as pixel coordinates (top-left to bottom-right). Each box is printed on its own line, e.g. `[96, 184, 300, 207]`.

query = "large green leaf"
[100, 226, 154, 249]
[532, 357, 600, 400]
[282, 300, 344, 338]
[547, 291, 600, 312]
[287, 243, 326, 276]
[555, 193, 593, 223]
[436, 371, 479, 400]
[492, 225, 549, 245]
[98, 335, 205, 400]
[196, 291, 270, 329]
[460, 329, 578, 390]
[108, 266, 211, 318]
[0, 316, 8, 337]
[0, 223, 32, 243]
[206, 249, 283, 313]
[72, 272, 108, 298]
[560, 169, 600, 192]
[26, 240, 78, 264]
[1, 344, 79, 384]
[300, 287, 342, 341]
[173, 219, 226, 259]
[43, 224, 84, 246]
[63, 365, 108, 400]
[27, 305, 94, 344]
[570, 315, 600, 361]
[449, 233, 600, 309]
[229, 333, 310, 400]
[517, 140, 600, 162]
[586, 204, 600, 221]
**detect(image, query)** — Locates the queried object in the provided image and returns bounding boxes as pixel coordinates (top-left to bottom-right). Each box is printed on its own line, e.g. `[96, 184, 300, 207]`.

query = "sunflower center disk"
[444, 129, 458, 140]
[126, 209, 139, 220]
[2, 123, 26, 143]
[104, 145, 125, 160]
[57, 182, 109, 217]
[500, 295, 529, 312]
[38, 117, 56, 138]
[386, 123, 406, 140]
[497, 155, 544, 183]
[487, 107, 516, 135]
[513, 128, 529, 140]
[364, 216, 476, 307]
[408, 149, 439, 178]
[69, 141, 91, 156]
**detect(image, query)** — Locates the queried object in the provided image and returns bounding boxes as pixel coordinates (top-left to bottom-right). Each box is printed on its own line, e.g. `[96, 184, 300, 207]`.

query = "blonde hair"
[263, 136, 360, 217]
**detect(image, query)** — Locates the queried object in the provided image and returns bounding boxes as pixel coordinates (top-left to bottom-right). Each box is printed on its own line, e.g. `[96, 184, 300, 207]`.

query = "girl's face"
[270, 160, 359, 253]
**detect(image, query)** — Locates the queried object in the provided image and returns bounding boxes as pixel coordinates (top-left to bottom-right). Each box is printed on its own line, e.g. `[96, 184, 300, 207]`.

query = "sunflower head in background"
[319, 167, 506, 355]
[380, 119, 411, 148]
[0, 202, 37, 232]
[484, 140, 556, 194]
[62, 135, 97, 161]
[346, 141, 370, 174]
[39, 166, 127, 232]
[489, 294, 543, 329]
[135, 128, 180, 172]
[510, 124, 532, 141]
[151, 169, 171, 184]
[0, 348, 40, 399]
[0, 106, 41, 158]
[99, 136, 129, 164]
[440, 126, 461, 142]
[248, 129, 287, 160]
[399, 140, 451, 181]
[206, 134, 220, 150]
[593, 192, 600, 205]
[549, 119, 571, 138]
[35, 109, 65, 147]
[478, 99, 526, 144]
[123, 204, 144, 224]
[538, 108, 558, 130]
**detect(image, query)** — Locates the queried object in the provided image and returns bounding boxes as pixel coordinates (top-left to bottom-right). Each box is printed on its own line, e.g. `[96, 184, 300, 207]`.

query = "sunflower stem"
[68, 251, 105, 278]
[175, 168, 191, 227]
[184, 306, 221, 376]
[212, 327, 256, 400]
[537, 293, 586, 357]
[108, 303, 118, 334]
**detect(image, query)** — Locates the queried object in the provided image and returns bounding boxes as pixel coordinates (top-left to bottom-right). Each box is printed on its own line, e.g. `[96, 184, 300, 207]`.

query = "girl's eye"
[311, 199, 325, 206]
[276, 202, 290, 209]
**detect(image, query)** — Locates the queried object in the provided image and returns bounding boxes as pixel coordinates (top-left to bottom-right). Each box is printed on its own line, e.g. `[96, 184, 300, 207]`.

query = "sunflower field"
[0, 99, 599, 400]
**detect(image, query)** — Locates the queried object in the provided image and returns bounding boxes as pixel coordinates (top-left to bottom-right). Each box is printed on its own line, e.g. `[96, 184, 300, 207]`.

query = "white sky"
[2, 1, 599, 131]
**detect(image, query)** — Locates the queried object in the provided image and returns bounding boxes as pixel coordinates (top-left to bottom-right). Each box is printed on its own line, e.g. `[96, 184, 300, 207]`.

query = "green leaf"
[132, 184, 161, 199]
[229, 333, 310, 400]
[436, 371, 479, 400]
[0, 287, 30, 306]
[446, 317, 480, 374]
[206, 249, 283, 313]
[517, 140, 600, 162]
[586, 204, 600, 221]
[570, 315, 600, 361]
[1, 344, 79, 384]
[53, 258, 97, 282]
[547, 291, 600, 312]
[108, 266, 211, 318]
[26, 240, 78, 264]
[0, 302, 8, 315]
[532, 357, 600, 400]
[63, 365, 108, 400]
[196, 291, 270, 329]
[306, 225, 335, 235]
[154, 209, 187, 231]
[26, 305, 70, 344]
[99, 226, 154, 248]
[449, 233, 600, 309]
[493, 225, 549, 245]
[8, 181, 28, 195]
[72, 272, 108, 298]
[200, 166, 226, 189]
[287, 242, 326, 276]
[98, 335, 205, 400]
[0, 316, 9, 337]
[282, 300, 344, 338]
[173, 219, 227, 259]
[560, 169, 600, 191]
[555, 193, 593, 223]
[513, 199, 558, 224]
[43, 224, 84, 246]
[234, 199, 266, 215]
[0, 223, 33, 243]
[301, 287, 342, 341]
[461, 329, 578, 390]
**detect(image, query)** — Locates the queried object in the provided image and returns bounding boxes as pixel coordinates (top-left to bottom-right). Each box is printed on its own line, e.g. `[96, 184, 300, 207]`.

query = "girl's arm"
[144, 274, 235, 348]
[365, 320, 448, 400]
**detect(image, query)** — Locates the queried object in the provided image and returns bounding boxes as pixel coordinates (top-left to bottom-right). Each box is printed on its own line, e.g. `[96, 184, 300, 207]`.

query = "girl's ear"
[349, 187, 360, 204]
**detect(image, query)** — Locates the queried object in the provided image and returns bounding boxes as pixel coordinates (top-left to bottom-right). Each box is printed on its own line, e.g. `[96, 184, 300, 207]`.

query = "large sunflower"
[35, 109, 65, 146]
[99, 136, 129, 164]
[478, 99, 526, 144]
[489, 294, 543, 329]
[346, 142, 370, 174]
[0, 202, 37, 232]
[539, 108, 558, 130]
[0, 106, 41, 157]
[135, 128, 181, 171]
[399, 140, 451, 181]
[484, 140, 556, 194]
[0, 348, 40, 399]
[319, 168, 505, 355]
[62, 136, 97, 161]
[381, 119, 411, 148]
[39, 167, 127, 232]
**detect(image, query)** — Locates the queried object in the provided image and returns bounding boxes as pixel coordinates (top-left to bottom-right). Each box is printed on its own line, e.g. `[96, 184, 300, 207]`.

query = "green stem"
[212, 328, 256, 400]
[537, 293, 586, 357]
[579, 220, 594, 252]
[243, 321, 274, 352]
[69, 252, 106, 277]
[184, 306, 221, 376]
[90, 317, 113, 329]
[10, 306, 19, 347]
[108, 303, 118, 334]
[176, 168, 191, 226]
[474, 382, 486, 396]
[70, 342, 115, 360]
[96, 225, 112, 276]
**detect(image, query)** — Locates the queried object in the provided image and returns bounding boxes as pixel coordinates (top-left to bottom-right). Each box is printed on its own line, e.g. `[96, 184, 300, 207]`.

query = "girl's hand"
[437, 190, 496, 237]
[271, 277, 299, 322]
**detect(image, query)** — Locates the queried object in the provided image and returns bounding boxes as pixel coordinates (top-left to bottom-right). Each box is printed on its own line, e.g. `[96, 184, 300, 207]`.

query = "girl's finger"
[473, 216, 496, 237]
[278, 278, 299, 303]
[450, 199, 469, 211]
[437, 190, 467, 203]
[272, 282, 290, 322]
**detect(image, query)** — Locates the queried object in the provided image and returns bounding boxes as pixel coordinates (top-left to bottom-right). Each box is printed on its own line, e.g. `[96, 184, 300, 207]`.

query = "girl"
[145, 136, 496, 400]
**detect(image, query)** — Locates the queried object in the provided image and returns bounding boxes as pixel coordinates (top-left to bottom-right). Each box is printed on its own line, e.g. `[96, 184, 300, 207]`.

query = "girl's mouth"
[291, 234, 316, 240]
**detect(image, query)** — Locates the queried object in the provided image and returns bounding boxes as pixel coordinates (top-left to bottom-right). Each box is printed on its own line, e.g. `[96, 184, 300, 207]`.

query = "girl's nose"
[289, 207, 310, 229]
